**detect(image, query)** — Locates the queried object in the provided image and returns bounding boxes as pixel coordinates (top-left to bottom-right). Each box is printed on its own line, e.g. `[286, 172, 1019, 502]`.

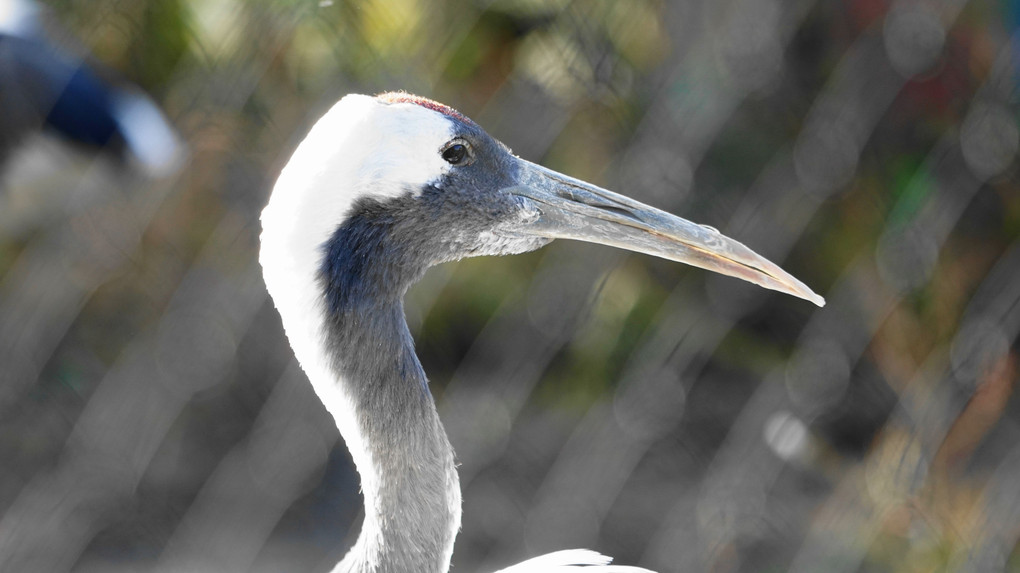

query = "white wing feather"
[492, 549, 656, 573]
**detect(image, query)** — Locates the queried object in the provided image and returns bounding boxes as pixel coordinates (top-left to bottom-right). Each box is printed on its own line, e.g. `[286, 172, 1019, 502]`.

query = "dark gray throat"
[318, 203, 459, 573]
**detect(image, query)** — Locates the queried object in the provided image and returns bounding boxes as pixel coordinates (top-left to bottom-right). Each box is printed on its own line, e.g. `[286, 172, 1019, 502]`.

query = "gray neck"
[263, 195, 464, 573]
[319, 246, 460, 573]
[331, 303, 459, 573]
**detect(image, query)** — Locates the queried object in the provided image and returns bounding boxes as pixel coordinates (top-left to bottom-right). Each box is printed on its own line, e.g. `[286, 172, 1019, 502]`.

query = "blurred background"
[1, 0, 1018, 571]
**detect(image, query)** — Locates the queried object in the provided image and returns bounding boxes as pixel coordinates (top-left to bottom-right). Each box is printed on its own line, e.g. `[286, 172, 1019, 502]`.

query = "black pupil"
[443, 144, 466, 164]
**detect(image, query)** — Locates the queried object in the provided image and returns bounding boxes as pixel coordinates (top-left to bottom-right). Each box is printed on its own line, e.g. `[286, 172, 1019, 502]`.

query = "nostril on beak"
[591, 203, 643, 222]
[550, 187, 644, 223]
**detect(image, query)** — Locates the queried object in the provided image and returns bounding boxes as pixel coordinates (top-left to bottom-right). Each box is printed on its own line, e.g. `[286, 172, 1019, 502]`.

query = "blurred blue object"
[0, 0, 182, 177]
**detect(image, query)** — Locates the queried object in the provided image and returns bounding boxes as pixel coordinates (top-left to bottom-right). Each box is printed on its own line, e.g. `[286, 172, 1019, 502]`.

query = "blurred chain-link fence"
[1, 0, 1019, 572]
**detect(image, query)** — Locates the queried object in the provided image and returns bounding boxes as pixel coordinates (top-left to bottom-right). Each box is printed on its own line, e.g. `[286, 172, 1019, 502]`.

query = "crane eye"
[441, 139, 472, 166]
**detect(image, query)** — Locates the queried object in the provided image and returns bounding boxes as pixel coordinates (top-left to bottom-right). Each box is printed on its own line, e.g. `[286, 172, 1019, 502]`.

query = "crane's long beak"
[507, 160, 825, 307]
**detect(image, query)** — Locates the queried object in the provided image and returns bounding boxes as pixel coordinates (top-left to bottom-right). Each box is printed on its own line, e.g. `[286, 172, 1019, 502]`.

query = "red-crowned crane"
[259, 92, 824, 573]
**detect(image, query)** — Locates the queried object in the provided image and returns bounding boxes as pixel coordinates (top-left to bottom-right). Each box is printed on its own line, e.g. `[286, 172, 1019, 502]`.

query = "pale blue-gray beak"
[508, 160, 825, 307]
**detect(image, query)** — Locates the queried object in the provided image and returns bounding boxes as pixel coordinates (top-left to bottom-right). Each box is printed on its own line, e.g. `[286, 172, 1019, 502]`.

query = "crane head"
[261, 92, 824, 308]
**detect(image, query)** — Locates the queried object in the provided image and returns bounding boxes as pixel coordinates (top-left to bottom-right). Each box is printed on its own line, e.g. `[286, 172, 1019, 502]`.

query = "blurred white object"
[0, 0, 184, 178]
